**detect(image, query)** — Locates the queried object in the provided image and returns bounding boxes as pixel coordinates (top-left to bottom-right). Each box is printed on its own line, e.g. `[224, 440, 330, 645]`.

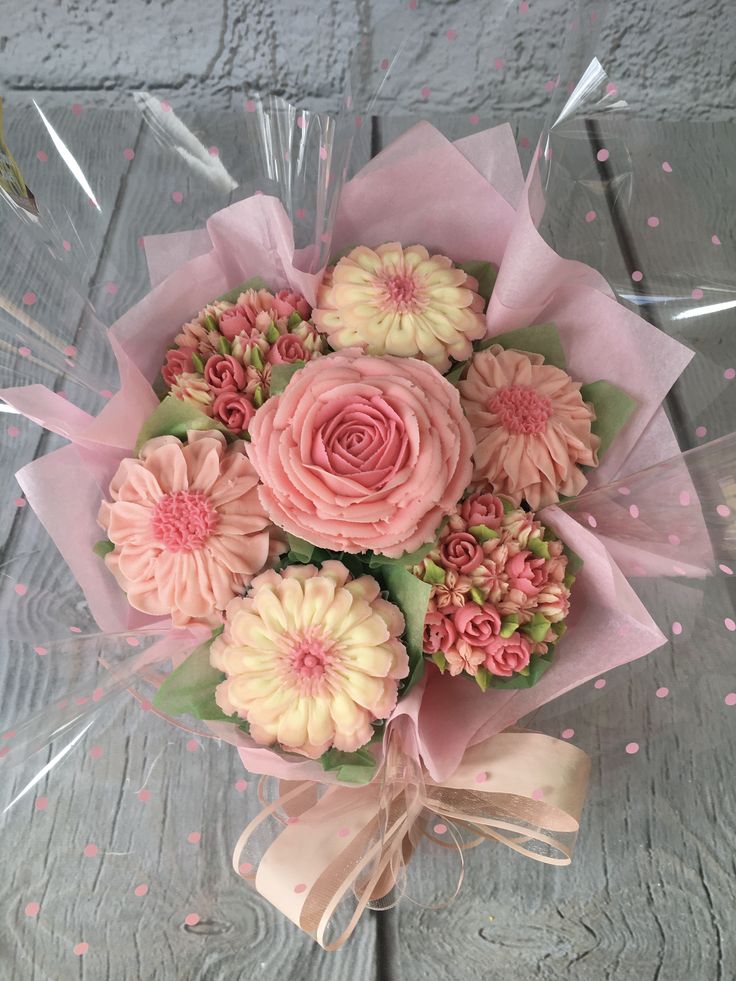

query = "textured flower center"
[289, 633, 337, 692]
[151, 491, 218, 552]
[489, 385, 553, 435]
[383, 273, 419, 311]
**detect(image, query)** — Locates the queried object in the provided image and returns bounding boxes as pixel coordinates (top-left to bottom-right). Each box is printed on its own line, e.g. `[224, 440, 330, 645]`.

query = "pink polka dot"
[519, 1, 529, 11]
[25, 902, 40, 917]
[245, 99, 256, 113]
[672, 565, 687, 576]
[718, 563, 733, 575]
[184, 913, 200, 927]
[105, 282, 119, 296]
[0, 746, 8, 759]
[695, 425, 707, 438]
[34, 645, 48, 656]
[286, 816, 300, 825]
[296, 115, 306, 129]
[586, 514, 597, 528]
[446, 29, 457, 40]
[625, 742, 640, 755]
[14, 497, 26, 508]
[596, 148, 609, 162]
[172, 191, 183, 204]
[379, 58, 390, 70]
[62, 345, 77, 357]
[234, 778, 248, 792]
[724, 618, 736, 632]
[420, 86, 430, 100]
[561, 728, 574, 740]
[22, 291, 37, 305]
[91, 687, 104, 702]
[36, 150, 49, 162]
[71, 103, 83, 116]
[469, 113, 480, 125]
[408, 0, 417, 9]
[725, 693, 736, 706]
[63, 240, 72, 251]
[711, 234, 721, 245]
[661, 161, 672, 173]
[724, 368, 735, 380]
[354, 115, 363, 128]
[671, 621, 682, 636]
[494, 58, 506, 70]
[100, 389, 113, 399]
[160, 100, 171, 112]
[89, 746, 103, 759]
[656, 687, 669, 699]
[123, 148, 135, 161]
[18, 346, 31, 358]
[295, 207, 306, 220]
[628, 504, 639, 519]
[239, 862, 253, 875]
[531, 787, 544, 800]
[647, 216, 660, 228]
[585, 210, 597, 222]
[14, 583, 27, 596]
[294, 883, 307, 894]
[716, 504, 731, 518]
[73, 942, 88, 956]
[631, 270, 643, 282]
[474, 771, 487, 783]
[679, 491, 690, 506]
[690, 288, 704, 300]
[7, 426, 20, 438]
[338, 826, 350, 837]
[187, 832, 201, 844]
[433, 823, 448, 834]
[69, 626, 81, 633]
[137, 788, 151, 802]
[319, 145, 328, 160]
[83, 844, 98, 858]
[667, 534, 680, 546]
[186, 739, 199, 752]
[2, 730, 15, 741]
[134, 883, 149, 897]
[35, 797, 48, 811]
[594, 678, 606, 689]
[605, 82, 617, 96]
[208, 146, 220, 157]
[139, 698, 153, 712]
[544, 79, 556, 93]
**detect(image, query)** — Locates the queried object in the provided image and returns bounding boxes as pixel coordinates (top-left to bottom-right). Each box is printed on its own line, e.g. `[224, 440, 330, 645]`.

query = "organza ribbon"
[233, 729, 590, 949]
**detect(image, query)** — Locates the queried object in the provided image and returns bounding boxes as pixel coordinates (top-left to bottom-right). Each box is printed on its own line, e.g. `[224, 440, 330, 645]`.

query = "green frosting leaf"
[380, 563, 432, 693]
[191, 351, 205, 374]
[458, 260, 497, 305]
[500, 497, 516, 514]
[216, 276, 268, 305]
[421, 558, 446, 585]
[286, 533, 315, 563]
[153, 641, 234, 723]
[474, 667, 491, 691]
[431, 650, 447, 673]
[469, 524, 499, 543]
[469, 586, 487, 605]
[580, 380, 637, 460]
[135, 395, 229, 454]
[217, 335, 232, 355]
[499, 614, 520, 638]
[270, 361, 306, 395]
[265, 322, 280, 343]
[287, 311, 303, 329]
[488, 649, 555, 689]
[320, 747, 377, 784]
[93, 539, 115, 558]
[481, 322, 567, 370]
[527, 536, 551, 560]
[445, 360, 467, 386]
[520, 613, 552, 644]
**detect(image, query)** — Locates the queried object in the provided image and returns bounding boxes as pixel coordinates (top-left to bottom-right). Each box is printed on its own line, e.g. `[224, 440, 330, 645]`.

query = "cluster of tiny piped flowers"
[161, 287, 326, 435]
[412, 490, 573, 687]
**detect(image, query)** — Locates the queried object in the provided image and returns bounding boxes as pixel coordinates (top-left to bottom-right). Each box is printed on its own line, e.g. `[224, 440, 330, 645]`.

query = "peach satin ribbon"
[233, 729, 590, 949]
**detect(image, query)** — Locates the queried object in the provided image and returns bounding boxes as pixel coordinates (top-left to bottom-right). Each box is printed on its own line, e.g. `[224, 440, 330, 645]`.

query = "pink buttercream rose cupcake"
[248, 351, 474, 557]
[97, 431, 279, 626]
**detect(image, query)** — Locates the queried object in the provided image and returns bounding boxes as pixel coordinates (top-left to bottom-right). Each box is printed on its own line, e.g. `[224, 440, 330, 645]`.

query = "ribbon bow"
[233, 729, 590, 949]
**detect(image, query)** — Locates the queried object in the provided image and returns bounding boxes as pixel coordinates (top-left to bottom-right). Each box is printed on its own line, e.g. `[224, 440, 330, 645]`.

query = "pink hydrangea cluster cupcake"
[161, 287, 326, 436]
[412, 489, 574, 686]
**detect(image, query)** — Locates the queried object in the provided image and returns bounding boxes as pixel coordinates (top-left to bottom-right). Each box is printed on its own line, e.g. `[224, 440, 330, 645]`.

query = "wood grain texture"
[1, 109, 735, 981]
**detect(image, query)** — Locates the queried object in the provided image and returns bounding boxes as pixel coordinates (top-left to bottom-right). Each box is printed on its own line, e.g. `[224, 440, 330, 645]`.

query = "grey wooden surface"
[0, 105, 735, 981]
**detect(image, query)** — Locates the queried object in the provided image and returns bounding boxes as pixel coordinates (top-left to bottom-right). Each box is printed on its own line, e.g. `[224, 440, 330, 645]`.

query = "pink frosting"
[248, 351, 474, 557]
[423, 608, 457, 655]
[451, 602, 501, 648]
[483, 633, 532, 677]
[266, 333, 308, 365]
[212, 390, 255, 433]
[505, 549, 549, 598]
[162, 347, 195, 386]
[204, 354, 246, 393]
[458, 492, 505, 529]
[97, 430, 275, 626]
[439, 531, 484, 574]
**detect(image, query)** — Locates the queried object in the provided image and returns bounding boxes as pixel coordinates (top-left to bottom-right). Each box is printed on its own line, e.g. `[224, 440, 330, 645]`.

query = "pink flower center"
[151, 491, 218, 552]
[489, 385, 552, 435]
[383, 273, 418, 311]
[290, 635, 331, 679]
